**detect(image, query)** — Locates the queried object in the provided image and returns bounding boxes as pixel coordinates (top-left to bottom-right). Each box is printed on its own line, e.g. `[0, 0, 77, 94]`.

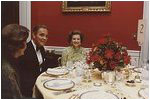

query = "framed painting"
[62, 1, 111, 12]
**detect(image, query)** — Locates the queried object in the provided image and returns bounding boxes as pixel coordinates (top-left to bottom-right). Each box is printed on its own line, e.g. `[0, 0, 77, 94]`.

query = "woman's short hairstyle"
[2, 24, 29, 56]
[32, 25, 48, 35]
[68, 30, 84, 43]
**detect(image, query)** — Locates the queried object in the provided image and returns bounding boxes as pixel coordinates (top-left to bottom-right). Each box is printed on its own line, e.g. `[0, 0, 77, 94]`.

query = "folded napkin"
[47, 68, 67, 74]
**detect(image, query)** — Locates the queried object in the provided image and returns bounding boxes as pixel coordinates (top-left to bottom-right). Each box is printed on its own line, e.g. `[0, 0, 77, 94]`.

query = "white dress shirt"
[31, 40, 43, 66]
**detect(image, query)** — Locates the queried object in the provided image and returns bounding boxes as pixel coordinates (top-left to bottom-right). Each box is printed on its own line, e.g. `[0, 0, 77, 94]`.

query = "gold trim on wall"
[62, 1, 111, 12]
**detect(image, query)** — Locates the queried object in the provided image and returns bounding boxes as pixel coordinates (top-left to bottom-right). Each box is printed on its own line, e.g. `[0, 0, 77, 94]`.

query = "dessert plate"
[79, 90, 119, 99]
[43, 79, 75, 91]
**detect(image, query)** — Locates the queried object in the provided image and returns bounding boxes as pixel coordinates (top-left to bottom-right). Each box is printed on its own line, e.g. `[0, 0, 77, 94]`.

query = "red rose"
[105, 49, 114, 59]
[115, 52, 122, 60]
[90, 54, 99, 62]
[123, 50, 128, 56]
[123, 56, 131, 64]
[86, 60, 91, 64]
[109, 61, 117, 70]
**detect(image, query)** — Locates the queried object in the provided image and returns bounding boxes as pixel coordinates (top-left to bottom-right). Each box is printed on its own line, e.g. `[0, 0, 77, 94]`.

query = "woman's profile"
[1, 24, 29, 98]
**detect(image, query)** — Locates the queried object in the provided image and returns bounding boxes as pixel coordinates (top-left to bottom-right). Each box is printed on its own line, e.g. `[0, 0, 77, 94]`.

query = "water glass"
[141, 59, 149, 81]
[102, 71, 116, 84]
[66, 61, 75, 78]
[82, 64, 92, 83]
[141, 68, 149, 81]
[66, 61, 74, 70]
[115, 70, 124, 81]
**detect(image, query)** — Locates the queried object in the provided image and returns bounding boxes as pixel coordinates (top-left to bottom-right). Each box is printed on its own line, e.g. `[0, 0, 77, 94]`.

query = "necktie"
[36, 46, 41, 51]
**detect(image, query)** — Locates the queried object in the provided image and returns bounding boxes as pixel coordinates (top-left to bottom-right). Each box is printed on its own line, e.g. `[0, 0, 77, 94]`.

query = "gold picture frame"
[62, 1, 111, 12]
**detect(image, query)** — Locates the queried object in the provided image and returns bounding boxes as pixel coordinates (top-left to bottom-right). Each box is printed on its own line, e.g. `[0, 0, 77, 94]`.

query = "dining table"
[32, 65, 149, 99]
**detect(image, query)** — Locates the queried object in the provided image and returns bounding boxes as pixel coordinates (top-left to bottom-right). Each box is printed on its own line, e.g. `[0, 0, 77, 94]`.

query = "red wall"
[31, 1, 143, 50]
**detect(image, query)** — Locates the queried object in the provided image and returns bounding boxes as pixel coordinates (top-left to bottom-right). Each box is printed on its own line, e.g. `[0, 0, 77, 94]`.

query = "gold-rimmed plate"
[43, 79, 75, 91]
[138, 88, 149, 99]
[79, 90, 119, 99]
[46, 68, 69, 76]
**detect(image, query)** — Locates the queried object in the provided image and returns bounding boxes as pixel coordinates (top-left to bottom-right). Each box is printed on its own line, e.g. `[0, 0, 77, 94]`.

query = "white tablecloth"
[33, 68, 149, 99]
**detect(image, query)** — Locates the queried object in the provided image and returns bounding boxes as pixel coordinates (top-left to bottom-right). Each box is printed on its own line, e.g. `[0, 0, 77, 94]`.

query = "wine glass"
[141, 59, 149, 81]
[80, 63, 92, 89]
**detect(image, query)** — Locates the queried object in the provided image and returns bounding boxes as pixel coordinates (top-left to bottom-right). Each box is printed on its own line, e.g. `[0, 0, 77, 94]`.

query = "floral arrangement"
[87, 34, 131, 71]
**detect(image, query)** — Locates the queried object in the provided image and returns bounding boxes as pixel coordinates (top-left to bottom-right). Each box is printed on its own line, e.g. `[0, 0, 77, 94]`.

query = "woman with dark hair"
[61, 30, 86, 66]
[1, 24, 29, 98]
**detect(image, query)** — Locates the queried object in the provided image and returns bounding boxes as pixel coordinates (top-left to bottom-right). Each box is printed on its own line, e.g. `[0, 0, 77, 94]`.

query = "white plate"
[43, 79, 75, 91]
[79, 90, 119, 99]
[138, 88, 149, 99]
[46, 68, 69, 76]
[133, 67, 143, 73]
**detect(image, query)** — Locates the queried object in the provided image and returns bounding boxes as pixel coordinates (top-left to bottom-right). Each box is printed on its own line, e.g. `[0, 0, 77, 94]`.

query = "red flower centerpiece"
[87, 34, 131, 71]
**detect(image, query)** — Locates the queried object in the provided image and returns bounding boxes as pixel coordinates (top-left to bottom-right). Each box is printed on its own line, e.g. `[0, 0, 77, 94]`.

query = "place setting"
[42, 78, 77, 96]
[68, 89, 119, 99]
[43, 78, 75, 90]
[43, 67, 69, 77]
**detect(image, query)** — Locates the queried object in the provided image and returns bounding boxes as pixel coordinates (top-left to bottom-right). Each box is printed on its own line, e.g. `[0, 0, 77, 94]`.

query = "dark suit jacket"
[18, 41, 59, 97]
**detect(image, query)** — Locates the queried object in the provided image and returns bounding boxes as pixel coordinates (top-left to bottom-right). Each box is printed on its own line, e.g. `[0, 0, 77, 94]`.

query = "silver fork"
[69, 94, 79, 99]
[73, 94, 79, 99]
[69, 94, 76, 99]
[105, 90, 119, 99]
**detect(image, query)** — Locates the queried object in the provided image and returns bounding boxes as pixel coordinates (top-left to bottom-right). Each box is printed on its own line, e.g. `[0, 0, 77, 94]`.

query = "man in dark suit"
[18, 25, 58, 97]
